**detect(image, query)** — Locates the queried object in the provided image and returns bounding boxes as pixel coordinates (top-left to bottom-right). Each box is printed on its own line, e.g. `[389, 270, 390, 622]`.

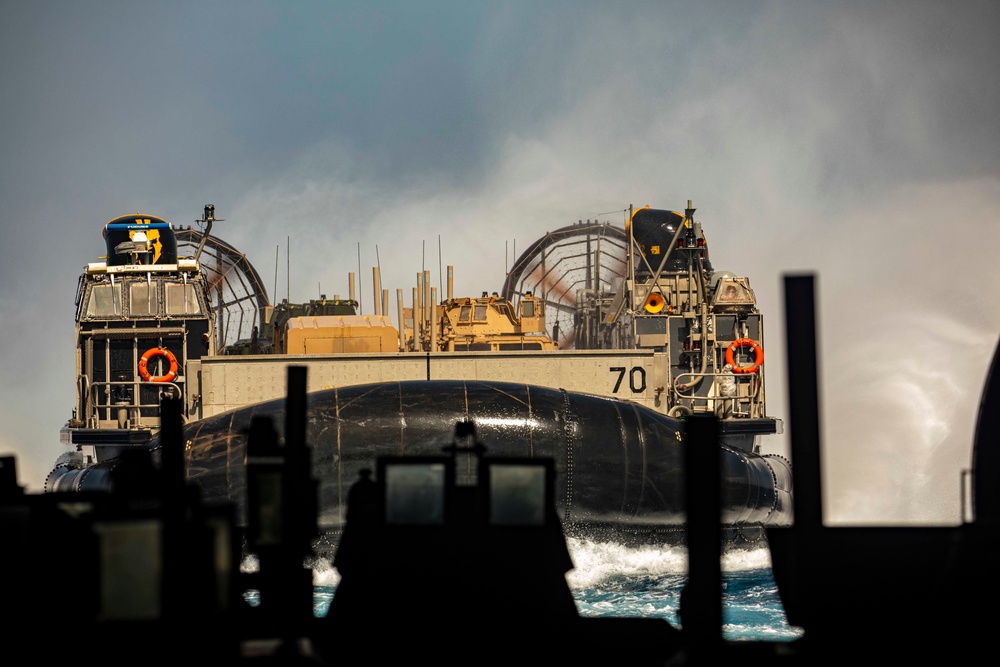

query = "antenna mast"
[193, 204, 223, 263]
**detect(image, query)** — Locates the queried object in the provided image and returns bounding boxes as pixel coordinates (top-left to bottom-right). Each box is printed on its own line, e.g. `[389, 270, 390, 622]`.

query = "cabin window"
[383, 462, 447, 525]
[635, 317, 667, 334]
[499, 342, 543, 351]
[473, 305, 488, 321]
[165, 282, 202, 315]
[455, 342, 492, 351]
[715, 280, 753, 306]
[129, 282, 157, 317]
[85, 284, 122, 317]
[521, 300, 535, 318]
[459, 305, 471, 323]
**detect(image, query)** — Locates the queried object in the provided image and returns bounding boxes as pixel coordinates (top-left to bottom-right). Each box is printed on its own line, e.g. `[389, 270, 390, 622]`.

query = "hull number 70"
[610, 366, 646, 394]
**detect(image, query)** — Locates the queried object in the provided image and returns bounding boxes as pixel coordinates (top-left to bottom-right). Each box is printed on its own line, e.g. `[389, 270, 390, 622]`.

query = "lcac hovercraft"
[50, 202, 792, 549]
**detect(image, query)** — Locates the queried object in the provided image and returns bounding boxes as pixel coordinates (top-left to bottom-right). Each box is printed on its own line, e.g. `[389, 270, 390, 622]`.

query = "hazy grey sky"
[2, 1, 998, 524]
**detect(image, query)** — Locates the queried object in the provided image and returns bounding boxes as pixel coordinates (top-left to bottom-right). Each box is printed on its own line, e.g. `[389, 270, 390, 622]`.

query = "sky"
[1, 0, 998, 525]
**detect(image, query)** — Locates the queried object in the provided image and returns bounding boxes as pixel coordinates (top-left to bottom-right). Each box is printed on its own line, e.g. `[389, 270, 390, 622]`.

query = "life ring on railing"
[725, 338, 763, 374]
[138, 347, 179, 382]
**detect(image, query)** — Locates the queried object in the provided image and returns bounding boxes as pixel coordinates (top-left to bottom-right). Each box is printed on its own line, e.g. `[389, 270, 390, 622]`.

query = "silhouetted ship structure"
[47, 203, 792, 549]
[762, 276, 1000, 660]
[2, 275, 997, 663]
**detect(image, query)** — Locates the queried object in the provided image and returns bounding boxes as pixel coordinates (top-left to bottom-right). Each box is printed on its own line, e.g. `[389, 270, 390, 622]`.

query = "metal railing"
[83, 378, 183, 428]
[670, 370, 763, 419]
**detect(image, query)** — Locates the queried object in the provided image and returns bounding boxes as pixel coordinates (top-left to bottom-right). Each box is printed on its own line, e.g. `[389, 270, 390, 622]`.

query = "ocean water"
[253, 539, 804, 642]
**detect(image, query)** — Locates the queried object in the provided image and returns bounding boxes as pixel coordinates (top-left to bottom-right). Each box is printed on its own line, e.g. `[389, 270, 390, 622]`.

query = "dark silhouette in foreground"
[317, 420, 679, 664]
[764, 275, 999, 660]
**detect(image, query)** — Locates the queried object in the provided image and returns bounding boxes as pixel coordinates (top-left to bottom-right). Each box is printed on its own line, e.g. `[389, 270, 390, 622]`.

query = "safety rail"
[670, 371, 764, 419]
[85, 379, 183, 428]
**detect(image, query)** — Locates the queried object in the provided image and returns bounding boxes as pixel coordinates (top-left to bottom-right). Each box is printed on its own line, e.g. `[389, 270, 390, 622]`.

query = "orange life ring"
[725, 338, 763, 374]
[138, 347, 179, 382]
